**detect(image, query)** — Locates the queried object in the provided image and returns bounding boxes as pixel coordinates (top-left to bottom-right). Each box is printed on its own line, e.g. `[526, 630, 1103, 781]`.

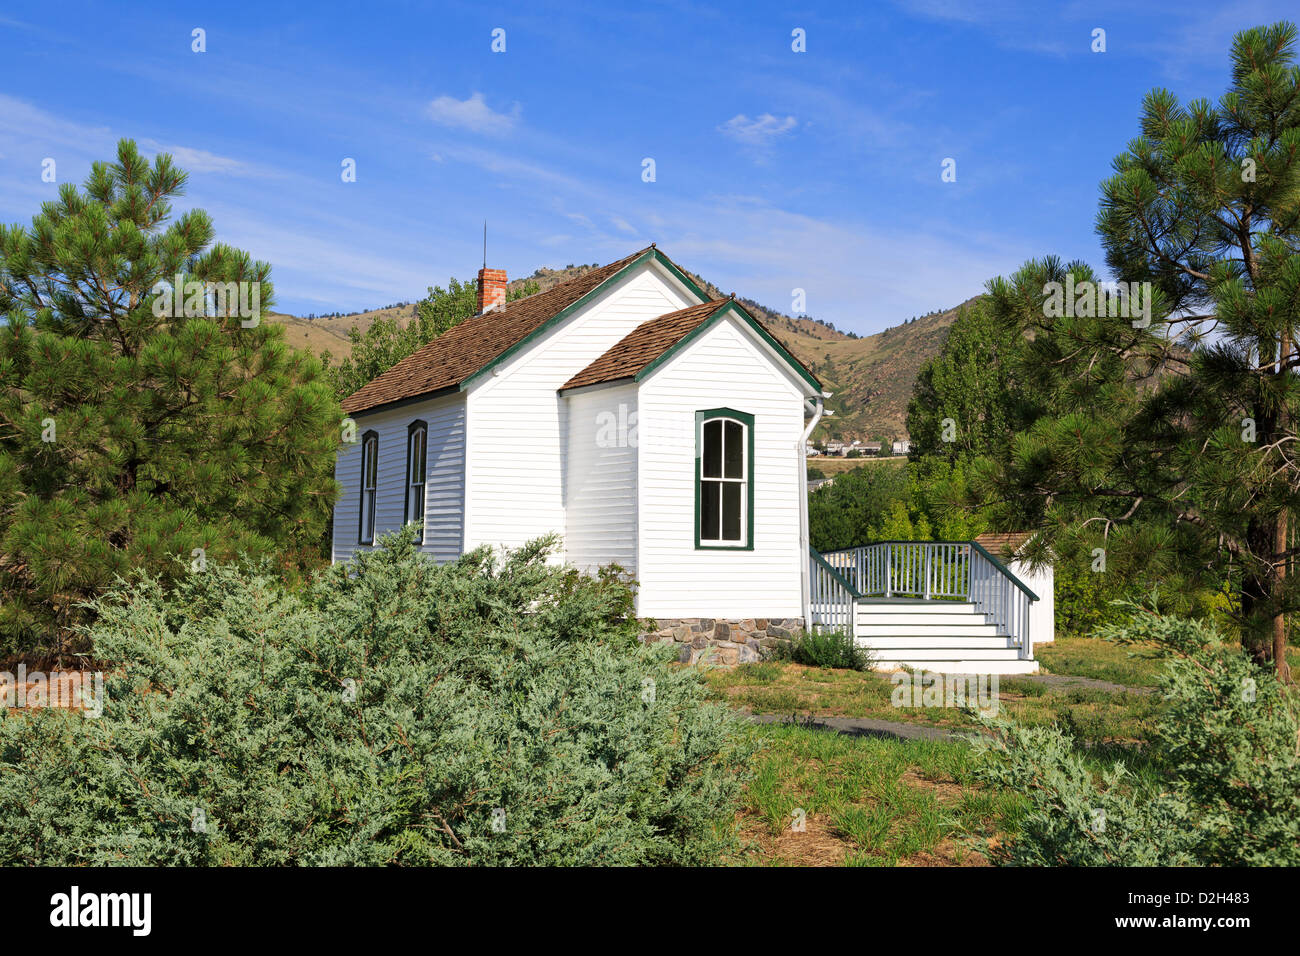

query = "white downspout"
[798, 391, 829, 631]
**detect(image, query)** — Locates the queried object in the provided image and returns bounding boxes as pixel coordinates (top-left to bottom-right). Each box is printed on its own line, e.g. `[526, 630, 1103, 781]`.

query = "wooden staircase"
[854, 598, 1038, 674]
[809, 541, 1041, 675]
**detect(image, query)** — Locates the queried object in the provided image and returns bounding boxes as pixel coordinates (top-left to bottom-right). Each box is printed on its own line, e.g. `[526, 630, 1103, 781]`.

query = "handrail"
[967, 541, 1040, 602]
[815, 540, 1040, 659]
[808, 546, 859, 638]
[821, 540, 1039, 603]
[809, 547, 863, 599]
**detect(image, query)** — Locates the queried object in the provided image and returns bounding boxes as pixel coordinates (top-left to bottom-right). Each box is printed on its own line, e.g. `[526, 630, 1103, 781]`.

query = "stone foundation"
[639, 617, 804, 666]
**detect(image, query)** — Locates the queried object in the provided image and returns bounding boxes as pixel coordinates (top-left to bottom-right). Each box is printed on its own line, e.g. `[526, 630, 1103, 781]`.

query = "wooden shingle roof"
[560, 299, 728, 391]
[974, 531, 1035, 559]
[341, 246, 656, 414]
[560, 297, 823, 394]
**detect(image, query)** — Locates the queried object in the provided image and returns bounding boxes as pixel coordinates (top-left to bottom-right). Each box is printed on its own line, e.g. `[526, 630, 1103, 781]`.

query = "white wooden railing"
[814, 541, 1039, 658]
[808, 547, 861, 637]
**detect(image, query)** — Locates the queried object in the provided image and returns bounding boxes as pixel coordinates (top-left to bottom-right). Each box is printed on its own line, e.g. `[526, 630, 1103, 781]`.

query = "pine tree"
[984, 22, 1300, 678]
[0, 140, 342, 659]
[906, 297, 1034, 467]
[329, 278, 538, 400]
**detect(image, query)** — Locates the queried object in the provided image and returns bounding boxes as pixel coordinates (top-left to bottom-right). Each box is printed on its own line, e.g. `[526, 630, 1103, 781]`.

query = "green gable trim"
[634, 300, 821, 394]
[461, 247, 708, 391]
[649, 248, 710, 302]
[694, 407, 755, 551]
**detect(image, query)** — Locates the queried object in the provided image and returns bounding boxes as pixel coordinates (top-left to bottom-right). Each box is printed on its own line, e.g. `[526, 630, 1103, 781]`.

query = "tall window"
[405, 420, 427, 543]
[359, 430, 378, 545]
[695, 409, 753, 549]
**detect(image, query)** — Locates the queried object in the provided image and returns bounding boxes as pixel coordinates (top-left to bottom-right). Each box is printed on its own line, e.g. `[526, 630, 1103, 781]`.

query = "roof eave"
[461, 246, 709, 393]
[633, 300, 822, 395]
[341, 383, 461, 418]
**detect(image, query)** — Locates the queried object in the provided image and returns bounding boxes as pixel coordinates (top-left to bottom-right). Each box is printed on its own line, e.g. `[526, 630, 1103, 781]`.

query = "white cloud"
[718, 113, 798, 147]
[430, 144, 590, 192]
[139, 140, 263, 176]
[425, 92, 520, 135]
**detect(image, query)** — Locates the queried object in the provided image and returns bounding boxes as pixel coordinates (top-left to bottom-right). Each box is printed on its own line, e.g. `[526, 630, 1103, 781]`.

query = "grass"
[808, 456, 906, 476]
[1036, 630, 1300, 687]
[707, 661, 1160, 750]
[734, 722, 1027, 866]
[1035, 633, 1165, 687]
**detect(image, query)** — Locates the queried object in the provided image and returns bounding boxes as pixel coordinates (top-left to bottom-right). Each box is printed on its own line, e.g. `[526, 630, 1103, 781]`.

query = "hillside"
[793, 298, 979, 443]
[268, 303, 418, 361]
[269, 267, 977, 440]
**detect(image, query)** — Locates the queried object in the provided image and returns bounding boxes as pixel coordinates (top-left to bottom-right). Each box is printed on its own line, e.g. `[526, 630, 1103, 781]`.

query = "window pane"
[722, 481, 742, 540]
[410, 429, 425, 484]
[701, 480, 721, 540]
[702, 420, 722, 478]
[723, 420, 744, 479]
[364, 438, 377, 488]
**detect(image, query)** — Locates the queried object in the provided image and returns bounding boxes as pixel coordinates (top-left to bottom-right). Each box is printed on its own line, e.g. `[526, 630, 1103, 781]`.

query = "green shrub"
[972, 603, 1300, 866]
[778, 630, 873, 671]
[0, 528, 754, 865]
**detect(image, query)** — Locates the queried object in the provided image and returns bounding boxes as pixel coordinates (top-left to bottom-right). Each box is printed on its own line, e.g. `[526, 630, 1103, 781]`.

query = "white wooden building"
[334, 247, 824, 637]
[332, 246, 1045, 672]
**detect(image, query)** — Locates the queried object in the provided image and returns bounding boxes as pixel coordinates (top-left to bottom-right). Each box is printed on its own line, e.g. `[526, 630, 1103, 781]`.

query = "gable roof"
[341, 245, 705, 415]
[560, 299, 727, 390]
[559, 298, 822, 394]
[974, 531, 1035, 559]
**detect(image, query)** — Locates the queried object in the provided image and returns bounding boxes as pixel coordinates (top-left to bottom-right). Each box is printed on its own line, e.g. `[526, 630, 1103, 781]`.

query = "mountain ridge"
[268, 265, 978, 440]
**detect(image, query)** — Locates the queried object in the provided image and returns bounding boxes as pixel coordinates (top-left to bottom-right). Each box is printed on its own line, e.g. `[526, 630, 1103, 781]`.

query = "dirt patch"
[899, 769, 965, 804]
[739, 811, 850, 866]
[902, 839, 992, 867]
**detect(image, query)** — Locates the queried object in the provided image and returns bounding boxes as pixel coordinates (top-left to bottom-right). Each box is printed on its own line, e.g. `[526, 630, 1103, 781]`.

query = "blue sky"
[0, 0, 1294, 334]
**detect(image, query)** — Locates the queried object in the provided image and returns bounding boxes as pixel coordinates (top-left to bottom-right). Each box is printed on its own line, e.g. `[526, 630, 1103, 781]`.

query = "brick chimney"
[477, 267, 507, 314]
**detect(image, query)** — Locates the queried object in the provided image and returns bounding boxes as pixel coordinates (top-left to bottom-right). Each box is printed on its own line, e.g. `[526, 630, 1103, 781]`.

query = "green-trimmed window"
[358, 430, 378, 545]
[695, 408, 754, 549]
[405, 420, 427, 544]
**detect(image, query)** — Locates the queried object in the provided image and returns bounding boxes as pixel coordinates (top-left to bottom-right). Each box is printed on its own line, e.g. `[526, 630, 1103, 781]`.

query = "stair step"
[857, 635, 1017, 649]
[867, 647, 1025, 661]
[852, 612, 991, 626]
[855, 624, 1002, 638]
[857, 600, 977, 614]
[872, 659, 1041, 675]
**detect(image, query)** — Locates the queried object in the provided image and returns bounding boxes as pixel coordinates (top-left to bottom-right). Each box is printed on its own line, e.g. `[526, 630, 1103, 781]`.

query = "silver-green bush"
[972, 605, 1300, 866]
[0, 529, 753, 865]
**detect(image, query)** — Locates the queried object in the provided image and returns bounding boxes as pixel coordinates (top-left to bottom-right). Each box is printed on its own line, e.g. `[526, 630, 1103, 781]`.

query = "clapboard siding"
[333, 392, 465, 564]
[636, 315, 805, 619]
[564, 384, 638, 574]
[465, 262, 697, 555]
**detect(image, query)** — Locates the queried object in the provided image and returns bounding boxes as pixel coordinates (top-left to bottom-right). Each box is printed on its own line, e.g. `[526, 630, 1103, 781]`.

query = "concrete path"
[1008, 673, 1154, 695]
[748, 713, 967, 743]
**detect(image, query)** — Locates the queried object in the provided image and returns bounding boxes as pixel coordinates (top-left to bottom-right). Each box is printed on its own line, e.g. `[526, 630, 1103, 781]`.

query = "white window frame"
[696, 409, 753, 550]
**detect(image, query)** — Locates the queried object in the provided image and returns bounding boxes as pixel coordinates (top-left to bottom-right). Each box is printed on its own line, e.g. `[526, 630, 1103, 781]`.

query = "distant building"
[892, 440, 911, 455]
[974, 532, 1055, 645]
[861, 441, 882, 454]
